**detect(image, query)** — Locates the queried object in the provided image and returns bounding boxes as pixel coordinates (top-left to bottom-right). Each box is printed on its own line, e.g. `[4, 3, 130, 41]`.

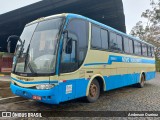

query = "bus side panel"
[132, 73, 140, 83]
[59, 78, 89, 103]
[145, 71, 156, 81]
[105, 73, 140, 91]
[60, 80, 76, 102]
[104, 75, 124, 90]
[124, 73, 139, 86]
[75, 79, 89, 98]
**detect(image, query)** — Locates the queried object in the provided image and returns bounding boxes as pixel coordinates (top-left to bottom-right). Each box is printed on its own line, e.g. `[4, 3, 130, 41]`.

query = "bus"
[8, 13, 156, 104]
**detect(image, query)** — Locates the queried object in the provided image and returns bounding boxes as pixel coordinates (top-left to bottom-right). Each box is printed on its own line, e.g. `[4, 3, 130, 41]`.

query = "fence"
[0, 53, 13, 73]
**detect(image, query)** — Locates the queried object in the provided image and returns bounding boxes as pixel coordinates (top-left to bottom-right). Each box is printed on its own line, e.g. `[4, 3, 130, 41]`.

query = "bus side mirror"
[65, 38, 72, 54]
[63, 30, 72, 54]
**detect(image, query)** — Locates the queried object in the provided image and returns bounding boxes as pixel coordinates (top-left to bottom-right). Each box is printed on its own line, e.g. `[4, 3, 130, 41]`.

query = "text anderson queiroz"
[128, 112, 158, 117]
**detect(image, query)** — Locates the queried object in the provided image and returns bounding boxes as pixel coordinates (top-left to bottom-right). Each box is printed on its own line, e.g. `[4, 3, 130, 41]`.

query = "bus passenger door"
[59, 19, 89, 102]
[59, 33, 78, 102]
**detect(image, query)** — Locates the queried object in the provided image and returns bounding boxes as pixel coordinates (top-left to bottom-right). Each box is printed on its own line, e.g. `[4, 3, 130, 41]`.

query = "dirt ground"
[0, 81, 15, 98]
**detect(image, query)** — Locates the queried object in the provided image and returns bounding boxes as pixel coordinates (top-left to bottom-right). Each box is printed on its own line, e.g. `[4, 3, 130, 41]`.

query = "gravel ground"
[0, 73, 159, 119]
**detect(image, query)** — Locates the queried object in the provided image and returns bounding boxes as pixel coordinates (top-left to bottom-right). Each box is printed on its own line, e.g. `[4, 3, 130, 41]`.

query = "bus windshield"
[14, 18, 63, 75]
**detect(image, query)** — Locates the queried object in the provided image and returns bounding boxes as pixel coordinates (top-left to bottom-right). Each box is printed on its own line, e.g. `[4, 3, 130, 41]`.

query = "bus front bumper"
[10, 83, 60, 104]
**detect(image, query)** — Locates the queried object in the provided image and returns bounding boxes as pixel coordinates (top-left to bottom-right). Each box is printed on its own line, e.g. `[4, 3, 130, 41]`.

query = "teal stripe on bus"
[11, 77, 58, 84]
[84, 55, 155, 66]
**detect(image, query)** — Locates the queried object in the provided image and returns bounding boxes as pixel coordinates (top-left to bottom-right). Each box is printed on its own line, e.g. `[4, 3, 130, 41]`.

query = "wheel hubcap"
[89, 83, 97, 97]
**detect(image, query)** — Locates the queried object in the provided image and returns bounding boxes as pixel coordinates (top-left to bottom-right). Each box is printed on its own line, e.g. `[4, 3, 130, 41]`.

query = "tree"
[130, 0, 160, 71]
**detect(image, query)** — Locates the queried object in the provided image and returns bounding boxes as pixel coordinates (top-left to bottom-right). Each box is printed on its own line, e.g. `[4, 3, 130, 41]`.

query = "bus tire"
[137, 74, 145, 88]
[86, 79, 100, 103]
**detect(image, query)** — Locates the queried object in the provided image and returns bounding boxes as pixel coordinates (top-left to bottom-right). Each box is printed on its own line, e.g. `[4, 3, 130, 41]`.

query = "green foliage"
[156, 57, 160, 72]
[0, 52, 4, 58]
[130, 0, 160, 72]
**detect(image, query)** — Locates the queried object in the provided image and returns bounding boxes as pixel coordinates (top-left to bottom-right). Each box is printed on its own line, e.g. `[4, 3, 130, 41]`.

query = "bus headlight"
[36, 84, 54, 90]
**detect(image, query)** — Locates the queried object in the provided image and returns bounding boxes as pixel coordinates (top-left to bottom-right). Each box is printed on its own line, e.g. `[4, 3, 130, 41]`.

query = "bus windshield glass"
[14, 18, 63, 75]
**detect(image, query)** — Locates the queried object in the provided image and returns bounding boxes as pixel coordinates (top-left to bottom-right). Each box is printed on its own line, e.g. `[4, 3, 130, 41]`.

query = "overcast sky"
[122, 0, 153, 33]
[0, 0, 156, 33]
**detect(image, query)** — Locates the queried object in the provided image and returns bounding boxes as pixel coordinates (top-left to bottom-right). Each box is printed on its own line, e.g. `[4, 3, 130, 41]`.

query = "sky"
[0, 0, 156, 34]
[122, 0, 153, 33]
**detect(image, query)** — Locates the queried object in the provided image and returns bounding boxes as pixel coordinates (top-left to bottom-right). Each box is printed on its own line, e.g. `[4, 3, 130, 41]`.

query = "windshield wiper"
[28, 61, 37, 75]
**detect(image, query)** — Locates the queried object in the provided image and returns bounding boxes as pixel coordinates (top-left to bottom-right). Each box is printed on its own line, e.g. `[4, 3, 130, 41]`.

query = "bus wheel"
[137, 74, 145, 88]
[86, 79, 100, 103]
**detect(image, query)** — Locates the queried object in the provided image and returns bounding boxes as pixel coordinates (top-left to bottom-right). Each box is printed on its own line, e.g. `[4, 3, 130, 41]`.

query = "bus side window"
[60, 32, 78, 73]
[129, 39, 134, 54]
[151, 47, 155, 57]
[60, 19, 89, 73]
[124, 38, 133, 54]
[101, 29, 109, 50]
[109, 32, 122, 51]
[134, 41, 142, 55]
[124, 37, 129, 53]
[116, 35, 123, 51]
[139, 42, 142, 55]
[148, 46, 151, 57]
[91, 25, 101, 49]
[109, 32, 117, 50]
[62, 33, 77, 63]
[134, 41, 138, 55]
[142, 44, 148, 56]
[91, 26, 109, 50]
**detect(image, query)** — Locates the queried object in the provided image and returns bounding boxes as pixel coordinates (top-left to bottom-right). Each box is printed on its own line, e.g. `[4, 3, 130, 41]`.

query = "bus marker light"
[32, 96, 42, 100]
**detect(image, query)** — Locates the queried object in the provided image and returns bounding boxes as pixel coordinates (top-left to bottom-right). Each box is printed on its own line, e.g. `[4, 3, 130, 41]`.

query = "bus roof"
[27, 13, 154, 47]
[26, 13, 68, 26]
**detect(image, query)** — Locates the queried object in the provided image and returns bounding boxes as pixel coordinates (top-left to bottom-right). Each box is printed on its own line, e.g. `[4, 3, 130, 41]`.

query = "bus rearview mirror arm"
[7, 35, 22, 53]
[63, 30, 69, 39]
[65, 38, 73, 54]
